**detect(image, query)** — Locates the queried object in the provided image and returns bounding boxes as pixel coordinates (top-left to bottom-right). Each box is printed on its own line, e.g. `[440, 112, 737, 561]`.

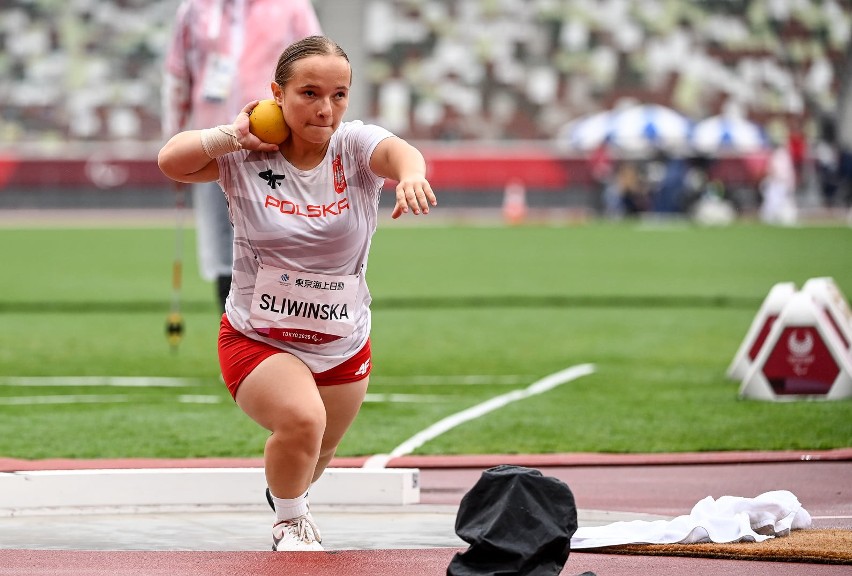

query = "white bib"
[250, 265, 359, 345]
[201, 54, 237, 102]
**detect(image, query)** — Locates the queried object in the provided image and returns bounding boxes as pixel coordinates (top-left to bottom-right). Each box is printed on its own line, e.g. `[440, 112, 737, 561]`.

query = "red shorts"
[218, 314, 371, 399]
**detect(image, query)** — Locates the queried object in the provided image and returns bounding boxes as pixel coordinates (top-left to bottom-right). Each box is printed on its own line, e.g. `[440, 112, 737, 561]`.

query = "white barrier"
[739, 290, 852, 401]
[727, 282, 797, 381]
[802, 277, 852, 352]
[0, 467, 420, 516]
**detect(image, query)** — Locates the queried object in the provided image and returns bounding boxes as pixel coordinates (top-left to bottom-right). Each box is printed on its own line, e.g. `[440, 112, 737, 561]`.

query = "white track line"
[0, 376, 203, 387]
[363, 393, 450, 403]
[0, 393, 447, 406]
[0, 395, 134, 405]
[369, 375, 530, 385]
[1, 375, 528, 387]
[0, 395, 224, 406]
[363, 363, 596, 468]
[177, 395, 222, 404]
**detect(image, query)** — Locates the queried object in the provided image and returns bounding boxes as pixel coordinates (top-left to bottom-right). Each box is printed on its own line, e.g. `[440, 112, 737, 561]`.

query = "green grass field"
[1, 220, 850, 460]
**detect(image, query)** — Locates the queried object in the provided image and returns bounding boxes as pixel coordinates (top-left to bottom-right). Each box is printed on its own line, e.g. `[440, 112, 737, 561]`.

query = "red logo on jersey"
[264, 195, 350, 217]
[332, 154, 347, 194]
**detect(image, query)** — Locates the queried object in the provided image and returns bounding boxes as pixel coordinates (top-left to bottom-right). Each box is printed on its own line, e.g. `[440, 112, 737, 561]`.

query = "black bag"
[447, 465, 579, 576]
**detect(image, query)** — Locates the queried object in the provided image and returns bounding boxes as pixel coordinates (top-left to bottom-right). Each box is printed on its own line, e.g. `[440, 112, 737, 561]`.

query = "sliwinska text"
[259, 294, 350, 321]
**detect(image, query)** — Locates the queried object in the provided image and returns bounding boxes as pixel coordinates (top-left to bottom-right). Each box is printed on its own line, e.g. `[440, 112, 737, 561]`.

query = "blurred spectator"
[839, 147, 852, 209]
[603, 160, 649, 218]
[787, 118, 807, 191]
[759, 141, 798, 225]
[814, 115, 840, 208]
[651, 152, 689, 214]
[589, 142, 614, 215]
[621, 161, 651, 216]
[162, 0, 321, 311]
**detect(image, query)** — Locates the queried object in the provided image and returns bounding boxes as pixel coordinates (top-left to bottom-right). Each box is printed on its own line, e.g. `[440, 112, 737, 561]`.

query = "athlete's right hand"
[233, 101, 280, 153]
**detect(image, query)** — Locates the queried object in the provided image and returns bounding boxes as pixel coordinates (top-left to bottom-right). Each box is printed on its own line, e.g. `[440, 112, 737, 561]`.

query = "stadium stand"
[0, 0, 850, 215]
[363, 0, 850, 143]
[1, 0, 848, 144]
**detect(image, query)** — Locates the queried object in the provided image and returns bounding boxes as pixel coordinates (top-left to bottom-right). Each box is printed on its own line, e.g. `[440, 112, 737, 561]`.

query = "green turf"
[0, 221, 850, 459]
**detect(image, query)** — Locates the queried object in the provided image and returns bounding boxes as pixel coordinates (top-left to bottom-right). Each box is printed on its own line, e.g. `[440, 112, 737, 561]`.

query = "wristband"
[200, 125, 241, 158]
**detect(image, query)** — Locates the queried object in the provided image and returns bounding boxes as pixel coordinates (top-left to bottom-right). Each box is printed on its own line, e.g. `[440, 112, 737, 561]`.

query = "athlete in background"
[162, 0, 322, 310]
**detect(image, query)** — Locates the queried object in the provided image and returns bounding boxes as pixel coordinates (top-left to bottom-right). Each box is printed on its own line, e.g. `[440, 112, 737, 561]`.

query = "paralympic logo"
[786, 329, 815, 376]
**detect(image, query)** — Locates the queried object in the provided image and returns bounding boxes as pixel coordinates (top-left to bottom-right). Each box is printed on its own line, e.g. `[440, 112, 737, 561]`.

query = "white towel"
[571, 490, 812, 549]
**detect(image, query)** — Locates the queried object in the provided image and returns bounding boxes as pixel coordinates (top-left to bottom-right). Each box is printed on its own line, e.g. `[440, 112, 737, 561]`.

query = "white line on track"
[0, 393, 450, 406]
[177, 395, 222, 404]
[0, 395, 134, 405]
[363, 393, 450, 403]
[0, 394, 225, 406]
[0, 374, 554, 406]
[0, 376, 204, 387]
[363, 363, 596, 468]
[1, 375, 527, 387]
[369, 375, 531, 385]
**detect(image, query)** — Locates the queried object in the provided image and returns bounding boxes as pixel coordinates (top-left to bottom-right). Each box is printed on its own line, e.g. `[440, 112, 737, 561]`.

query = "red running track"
[1, 450, 850, 576]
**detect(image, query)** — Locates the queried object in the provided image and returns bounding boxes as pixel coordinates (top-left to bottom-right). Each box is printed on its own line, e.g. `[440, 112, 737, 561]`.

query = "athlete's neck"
[281, 140, 329, 171]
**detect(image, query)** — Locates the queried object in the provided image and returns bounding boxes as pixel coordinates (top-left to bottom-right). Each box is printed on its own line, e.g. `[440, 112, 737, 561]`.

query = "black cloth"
[216, 274, 231, 313]
[447, 465, 579, 576]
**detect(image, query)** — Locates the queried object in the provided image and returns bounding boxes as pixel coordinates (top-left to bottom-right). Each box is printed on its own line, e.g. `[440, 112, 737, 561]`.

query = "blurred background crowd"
[1, 0, 851, 219]
[364, 0, 846, 140]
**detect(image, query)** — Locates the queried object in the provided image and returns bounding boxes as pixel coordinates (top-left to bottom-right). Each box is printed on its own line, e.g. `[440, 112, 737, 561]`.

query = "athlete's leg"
[235, 353, 324, 498]
[313, 377, 369, 482]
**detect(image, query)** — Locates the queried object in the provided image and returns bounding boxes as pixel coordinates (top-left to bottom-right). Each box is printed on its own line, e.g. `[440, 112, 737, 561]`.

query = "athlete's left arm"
[370, 136, 437, 219]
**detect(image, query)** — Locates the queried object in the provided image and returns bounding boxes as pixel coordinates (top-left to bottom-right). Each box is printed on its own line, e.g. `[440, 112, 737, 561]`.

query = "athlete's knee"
[271, 403, 326, 449]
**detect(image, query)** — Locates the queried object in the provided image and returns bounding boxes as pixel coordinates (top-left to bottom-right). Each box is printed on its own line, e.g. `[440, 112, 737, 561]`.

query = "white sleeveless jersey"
[217, 120, 394, 372]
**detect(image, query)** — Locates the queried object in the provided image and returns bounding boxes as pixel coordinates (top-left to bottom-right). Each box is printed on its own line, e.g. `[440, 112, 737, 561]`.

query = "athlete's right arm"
[158, 102, 279, 184]
[158, 129, 222, 184]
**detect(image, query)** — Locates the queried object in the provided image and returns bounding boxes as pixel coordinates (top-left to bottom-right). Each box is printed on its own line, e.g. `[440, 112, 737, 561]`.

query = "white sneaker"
[305, 510, 321, 543]
[272, 514, 324, 551]
[266, 488, 322, 542]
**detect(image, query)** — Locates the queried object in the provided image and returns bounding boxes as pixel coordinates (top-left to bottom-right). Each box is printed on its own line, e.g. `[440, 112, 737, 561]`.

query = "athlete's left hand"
[392, 177, 436, 219]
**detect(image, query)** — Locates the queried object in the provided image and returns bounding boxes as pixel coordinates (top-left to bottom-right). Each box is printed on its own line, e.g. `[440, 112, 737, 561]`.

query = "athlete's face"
[275, 55, 351, 145]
